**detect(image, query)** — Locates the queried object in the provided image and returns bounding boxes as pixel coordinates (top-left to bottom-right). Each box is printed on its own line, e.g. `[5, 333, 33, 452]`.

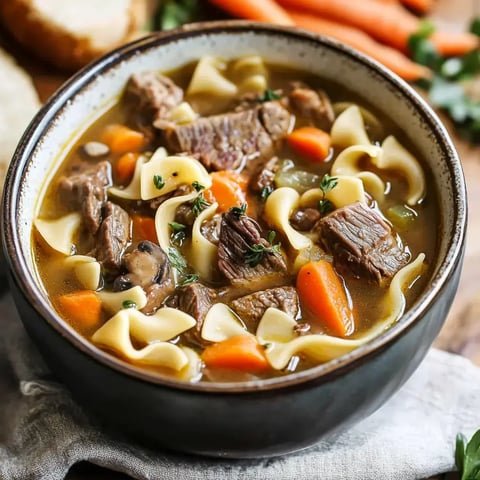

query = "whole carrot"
[289, 11, 430, 81]
[208, 0, 294, 25]
[278, 0, 477, 55]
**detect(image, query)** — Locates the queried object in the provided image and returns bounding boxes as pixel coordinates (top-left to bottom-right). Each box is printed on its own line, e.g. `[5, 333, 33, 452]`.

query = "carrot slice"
[207, 171, 248, 213]
[115, 152, 139, 185]
[279, 0, 478, 56]
[288, 10, 430, 81]
[287, 127, 331, 162]
[201, 335, 271, 372]
[400, 0, 433, 14]
[296, 260, 355, 337]
[101, 124, 145, 154]
[57, 290, 102, 331]
[133, 215, 158, 244]
[207, 0, 294, 25]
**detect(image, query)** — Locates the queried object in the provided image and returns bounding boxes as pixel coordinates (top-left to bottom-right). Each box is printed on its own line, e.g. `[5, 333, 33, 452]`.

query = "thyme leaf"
[192, 193, 211, 217]
[122, 300, 137, 309]
[167, 247, 187, 272]
[230, 203, 247, 218]
[169, 222, 187, 246]
[245, 232, 281, 267]
[317, 174, 338, 216]
[256, 89, 281, 102]
[192, 181, 205, 192]
[178, 273, 199, 287]
[260, 185, 273, 201]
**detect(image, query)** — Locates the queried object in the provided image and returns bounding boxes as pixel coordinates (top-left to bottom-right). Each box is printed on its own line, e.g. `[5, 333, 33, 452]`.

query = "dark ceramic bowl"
[2, 21, 466, 458]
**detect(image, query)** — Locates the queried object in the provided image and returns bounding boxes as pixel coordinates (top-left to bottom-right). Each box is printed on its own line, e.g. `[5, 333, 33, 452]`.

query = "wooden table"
[0, 1, 478, 478]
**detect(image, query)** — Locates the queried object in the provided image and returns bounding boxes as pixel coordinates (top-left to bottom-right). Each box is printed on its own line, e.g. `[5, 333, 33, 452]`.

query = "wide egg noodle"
[34, 212, 81, 255]
[231, 55, 268, 93]
[264, 187, 312, 251]
[189, 202, 219, 282]
[127, 307, 196, 344]
[330, 105, 371, 148]
[257, 254, 425, 370]
[300, 175, 366, 209]
[186, 56, 238, 97]
[91, 310, 188, 370]
[201, 303, 250, 342]
[63, 255, 101, 290]
[108, 153, 149, 200]
[154, 190, 198, 252]
[98, 285, 147, 315]
[168, 102, 198, 125]
[141, 154, 211, 200]
[330, 145, 386, 203]
[177, 347, 203, 382]
[378, 135, 426, 206]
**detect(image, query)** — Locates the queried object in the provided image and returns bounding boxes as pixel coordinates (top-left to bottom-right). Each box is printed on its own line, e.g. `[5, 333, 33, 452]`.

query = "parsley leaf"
[122, 300, 137, 309]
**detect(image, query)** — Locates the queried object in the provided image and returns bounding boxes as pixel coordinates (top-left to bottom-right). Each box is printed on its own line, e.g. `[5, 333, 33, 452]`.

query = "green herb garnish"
[122, 300, 137, 309]
[192, 193, 211, 217]
[153, 175, 165, 190]
[256, 89, 281, 102]
[318, 173, 338, 215]
[455, 429, 480, 479]
[167, 246, 187, 272]
[192, 181, 205, 192]
[245, 231, 281, 267]
[169, 222, 187, 246]
[178, 273, 199, 287]
[260, 186, 273, 201]
[230, 203, 247, 218]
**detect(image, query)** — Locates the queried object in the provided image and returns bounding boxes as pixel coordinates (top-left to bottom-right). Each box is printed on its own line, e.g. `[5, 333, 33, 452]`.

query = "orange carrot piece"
[279, 0, 477, 56]
[115, 152, 139, 185]
[287, 127, 331, 162]
[57, 290, 102, 331]
[296, 260, 355, 338]
[288, 11, 430, 81]
[201, 335, 271, 372]
[133, 215, 158, 244]
[400, 0, 433, 13]
[101, 124, 145, 154]
[207, 0, 294, 25]
[430, 31, 479, 57]
[207, 171, 248, 213]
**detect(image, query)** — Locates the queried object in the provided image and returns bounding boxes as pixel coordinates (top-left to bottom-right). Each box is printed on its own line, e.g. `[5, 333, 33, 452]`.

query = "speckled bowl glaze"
[2, 21, 466, 458]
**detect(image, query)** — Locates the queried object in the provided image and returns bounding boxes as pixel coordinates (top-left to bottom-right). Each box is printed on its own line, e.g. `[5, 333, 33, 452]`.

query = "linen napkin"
[1, 290, 479, 480]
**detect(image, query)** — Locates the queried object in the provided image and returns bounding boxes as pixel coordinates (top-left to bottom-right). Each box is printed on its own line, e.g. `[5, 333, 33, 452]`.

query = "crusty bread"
[0, 48, 41, 193]
[0, 0, 152, 71]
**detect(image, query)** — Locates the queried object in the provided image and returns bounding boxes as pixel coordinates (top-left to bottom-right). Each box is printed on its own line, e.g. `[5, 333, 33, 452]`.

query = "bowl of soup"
[2, 21, 466, 457]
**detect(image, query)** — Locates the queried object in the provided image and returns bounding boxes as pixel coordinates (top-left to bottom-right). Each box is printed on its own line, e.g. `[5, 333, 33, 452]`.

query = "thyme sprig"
[230, 203, 247, 218]
[256, 89, 282, 102]
[245, 231, 281, 267]
[318, 173, 338, 215]
[169, 221, 187, 246]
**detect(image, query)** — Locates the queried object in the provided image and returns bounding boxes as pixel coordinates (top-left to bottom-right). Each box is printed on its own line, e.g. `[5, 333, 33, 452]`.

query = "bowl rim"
[2, 20, 467, 393]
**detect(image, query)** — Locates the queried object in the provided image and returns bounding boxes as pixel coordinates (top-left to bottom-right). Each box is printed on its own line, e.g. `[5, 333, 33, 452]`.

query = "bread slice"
[0, 48, 41, 193]
[0, 0, 152, 71]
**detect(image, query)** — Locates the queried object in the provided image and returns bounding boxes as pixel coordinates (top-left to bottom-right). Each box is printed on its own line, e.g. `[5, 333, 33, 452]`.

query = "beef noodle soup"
[33, 56, 438, 383]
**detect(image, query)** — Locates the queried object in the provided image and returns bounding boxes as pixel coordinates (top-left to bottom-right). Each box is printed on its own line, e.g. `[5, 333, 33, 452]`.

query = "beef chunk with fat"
[231, 286, 299, 331]
[95, 202, 130, 278]
[250, 156, 279, 195]
[163, 101, 291, 171]
[125, 72, 184, 125]
[318, 202, 410, 284]
[114, 241, 175, 314]
[218, 210, 288, 288]
[58, 161, 111, 235]
[174, 283, 216, 347]
[288, 85, 335, 131]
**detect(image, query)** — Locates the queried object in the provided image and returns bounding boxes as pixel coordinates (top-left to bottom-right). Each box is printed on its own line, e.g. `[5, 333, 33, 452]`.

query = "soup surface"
[34, 56, 438, 383]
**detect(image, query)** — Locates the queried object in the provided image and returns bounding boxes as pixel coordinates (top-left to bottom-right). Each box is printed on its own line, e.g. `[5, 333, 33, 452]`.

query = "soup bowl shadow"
[1, 21, 466, 458]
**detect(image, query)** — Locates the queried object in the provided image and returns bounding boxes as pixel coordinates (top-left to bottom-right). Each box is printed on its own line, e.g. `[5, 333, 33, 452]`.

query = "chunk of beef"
[231, 286, 299, 330]
[290, 208, 321, 231]
[318, 202, 410, 284]
[163, 101, 292, 171]
[125, 72, 184, 125]
[250, 156, 279, 194]
[174, 203, 195, 227]
[218, 210, 288, 288]
[288, 86, 334, 131]
[58, 161, 110, 234]
[95, 202, 130, 278]
[175, 283, 216, 347]
[113, 241, 175, 314]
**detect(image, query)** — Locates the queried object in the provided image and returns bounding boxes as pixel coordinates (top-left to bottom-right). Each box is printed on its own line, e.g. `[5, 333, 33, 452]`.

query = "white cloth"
[0, 290, 478, 480]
